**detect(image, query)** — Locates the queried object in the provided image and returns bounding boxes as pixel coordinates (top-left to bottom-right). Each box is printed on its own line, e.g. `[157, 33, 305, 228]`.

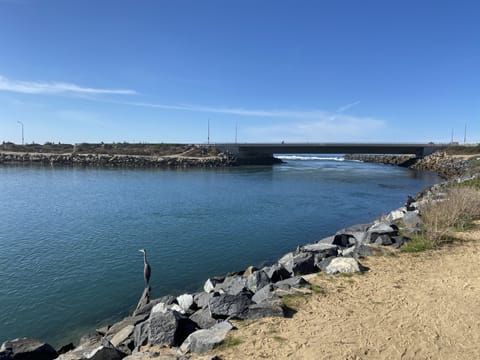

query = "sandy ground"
[202, 227, 480, 360]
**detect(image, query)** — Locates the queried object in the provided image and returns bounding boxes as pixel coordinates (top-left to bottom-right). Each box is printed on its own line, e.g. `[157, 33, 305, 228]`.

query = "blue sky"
[0, 0, 479, 144]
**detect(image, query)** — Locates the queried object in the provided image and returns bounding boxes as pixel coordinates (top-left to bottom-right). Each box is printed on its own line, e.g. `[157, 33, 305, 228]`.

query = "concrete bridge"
[215, 143, 447, 164]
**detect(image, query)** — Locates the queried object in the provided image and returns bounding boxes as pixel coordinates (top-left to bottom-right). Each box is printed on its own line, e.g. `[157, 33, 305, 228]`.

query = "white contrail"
[0, 75, 137, 95]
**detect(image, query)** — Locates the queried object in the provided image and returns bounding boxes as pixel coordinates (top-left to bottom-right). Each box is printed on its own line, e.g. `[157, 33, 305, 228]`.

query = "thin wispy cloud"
[0, 75, 137, 95]
[336, 100, 361, 113]
[243, 114, 385, 142]
[0, 74, 384, 142]
[109, 99, 343, 119]
[103, 98, 384, 141]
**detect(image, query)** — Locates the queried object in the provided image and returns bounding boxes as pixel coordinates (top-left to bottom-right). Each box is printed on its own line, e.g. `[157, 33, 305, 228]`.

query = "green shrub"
[215, 336, 243, 350]
[453, 178, 480, 190]
[400, 236, 434, 253]
[281, 294, 306, 309]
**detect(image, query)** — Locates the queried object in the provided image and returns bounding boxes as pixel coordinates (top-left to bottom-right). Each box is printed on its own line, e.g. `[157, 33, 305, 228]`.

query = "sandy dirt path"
[204, 230, 480, 360]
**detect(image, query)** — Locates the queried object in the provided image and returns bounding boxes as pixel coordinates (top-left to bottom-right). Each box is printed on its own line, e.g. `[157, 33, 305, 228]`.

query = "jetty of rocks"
[345, 151, 472, 179]
[0, 152, 235, 168]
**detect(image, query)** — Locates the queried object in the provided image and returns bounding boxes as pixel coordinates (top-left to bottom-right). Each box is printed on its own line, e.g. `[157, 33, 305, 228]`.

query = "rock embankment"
[409, 151, 471, 178]
[0, 152, 235, 168]
[345, 151, 471, 179]
[345, 154, 416, 166]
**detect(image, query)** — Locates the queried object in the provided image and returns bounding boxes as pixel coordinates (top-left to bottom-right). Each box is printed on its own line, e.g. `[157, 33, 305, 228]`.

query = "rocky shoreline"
[345, 151, 472, 179]
[1, 149, 473, 176]
[1, 151, 477, 360]
[0, 152, 236, 168]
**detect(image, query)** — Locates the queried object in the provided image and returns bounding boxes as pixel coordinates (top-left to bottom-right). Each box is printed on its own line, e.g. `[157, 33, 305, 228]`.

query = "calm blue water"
[0, 157, 440, 346]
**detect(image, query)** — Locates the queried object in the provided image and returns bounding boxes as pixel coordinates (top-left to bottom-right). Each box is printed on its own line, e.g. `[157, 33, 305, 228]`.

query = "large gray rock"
[278, 252, 315, 275]
[325, 257, 361, 275]
[176, 294, 194, 312]
[305, 243, 339, 268]
[301, 242, 338, 254]
[334, 223, 375, 247]
[373, 234, 393, 246]
[336, 223, 371, 234]
[332, 234, 356, 248]
[350, 244, 373, 258]
[0, 338, 57, 360]
[151, 302, 185, 315]
[263, 264, 291, 282]
[363, 222, 397, 244]
[203, 277, 225, 293]
[109, 325, 134, 354]
[246, 300, 286, 319]
[193, 292, 213, 309]
[189, 308, 217, 329]
[368, 222, 395, 234]
[274, 276, 311, 290]
[148, 310, 196, 347]
[57, 343, 75, 355]
[340, 246, 357, 257]
[122, 353, 177, 360]
[278, 252, 294, 266]
[317, 235, 335, 245]
[317, 256, 334, 272]
[214, 275, 247, 295]
[246, 270, 270, 293]
[56, 338, 125, 360]
[402, 211, 422, 227]
[251, 284, 278, 304]
[208, 292, 252, 319]
[156, 295, 177, 306]
[180, 321, 233, 355]
[132, 296, 173, 318]
[386, 208, 406, 222]
[133, 320, 149, 350]
[106, 314, 149, 338]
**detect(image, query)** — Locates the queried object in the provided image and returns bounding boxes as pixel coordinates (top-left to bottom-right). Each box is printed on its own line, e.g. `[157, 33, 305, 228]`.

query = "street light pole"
[17, 121, 24, 145]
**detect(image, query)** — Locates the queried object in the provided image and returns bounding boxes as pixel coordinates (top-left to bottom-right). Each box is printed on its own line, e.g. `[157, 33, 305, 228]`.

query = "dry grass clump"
[445, 144, 480, 155]
[420, 187, 480, 246]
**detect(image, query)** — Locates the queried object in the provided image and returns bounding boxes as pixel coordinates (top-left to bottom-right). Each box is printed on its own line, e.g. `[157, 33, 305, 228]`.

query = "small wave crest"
[277, 155, 345, 161]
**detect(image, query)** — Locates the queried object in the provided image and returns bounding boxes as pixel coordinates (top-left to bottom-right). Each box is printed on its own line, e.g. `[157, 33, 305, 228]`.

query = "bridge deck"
[215, 143, 447, 164]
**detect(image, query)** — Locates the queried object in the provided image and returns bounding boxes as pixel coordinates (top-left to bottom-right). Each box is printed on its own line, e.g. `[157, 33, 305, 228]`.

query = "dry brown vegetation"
[445, 144, 480, 155]
[419, 186, 480, 246]
[1, 142, 220, 157]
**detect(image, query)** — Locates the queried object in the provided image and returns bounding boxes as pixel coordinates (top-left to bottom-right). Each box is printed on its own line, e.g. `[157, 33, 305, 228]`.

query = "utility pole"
[451, 128, 454, 143]
[464, 123, 467, 144]
[207, 118, 210, 145]
[235, 122, 238, 143]
[17, 121, 24, 145]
